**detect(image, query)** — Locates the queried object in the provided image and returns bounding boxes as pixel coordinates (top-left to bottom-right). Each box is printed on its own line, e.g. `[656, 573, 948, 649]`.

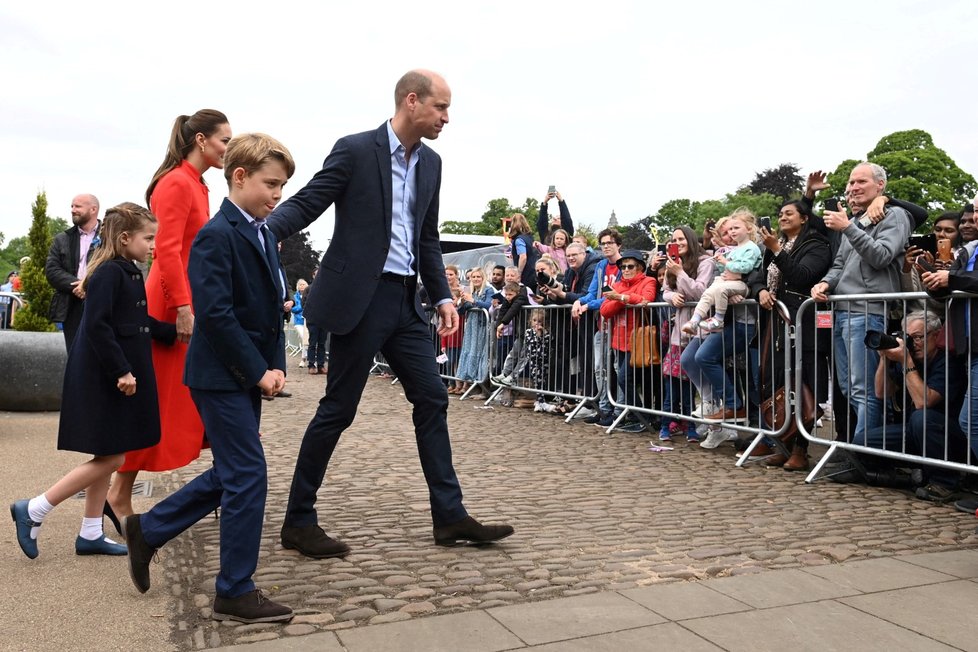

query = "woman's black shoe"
[103, 501, 123, 537]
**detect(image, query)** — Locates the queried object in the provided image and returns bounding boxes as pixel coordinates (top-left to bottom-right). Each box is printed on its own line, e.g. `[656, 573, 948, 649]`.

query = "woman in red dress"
[106, 110, 231, 524]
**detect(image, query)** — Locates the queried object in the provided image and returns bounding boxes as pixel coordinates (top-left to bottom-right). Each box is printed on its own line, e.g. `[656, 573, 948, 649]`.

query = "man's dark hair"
[596, 228, 622, 245]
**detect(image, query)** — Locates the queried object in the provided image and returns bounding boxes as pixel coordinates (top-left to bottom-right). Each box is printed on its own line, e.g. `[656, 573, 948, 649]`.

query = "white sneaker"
[299, 361, 306, 368]
[492, 374, 513, 386]
[699, 426, 729, 449]
[573, 406, 598, 420]
[534, 401, 556, 413]
[692, 403, 703, 418]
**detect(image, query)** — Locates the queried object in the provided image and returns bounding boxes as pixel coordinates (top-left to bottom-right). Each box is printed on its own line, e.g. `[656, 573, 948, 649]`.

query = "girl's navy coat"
[58, 257, 176, 455]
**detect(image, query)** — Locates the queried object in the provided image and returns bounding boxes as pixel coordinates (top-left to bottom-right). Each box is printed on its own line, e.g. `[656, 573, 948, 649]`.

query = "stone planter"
[0, 330, 66, 411]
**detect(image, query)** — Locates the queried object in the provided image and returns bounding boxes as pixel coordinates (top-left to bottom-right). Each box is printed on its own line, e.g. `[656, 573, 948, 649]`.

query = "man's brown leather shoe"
[764, 453, 788, 467]
[280, 524, 350, 559]
[433, 516, 514, 546]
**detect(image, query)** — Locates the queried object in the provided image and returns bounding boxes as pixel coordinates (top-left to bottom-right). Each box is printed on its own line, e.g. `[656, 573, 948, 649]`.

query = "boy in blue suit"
[124, 133, 296, 624]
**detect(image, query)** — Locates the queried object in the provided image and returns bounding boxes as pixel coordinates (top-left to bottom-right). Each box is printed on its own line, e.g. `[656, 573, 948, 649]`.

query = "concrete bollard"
[0, 331, 66, 411]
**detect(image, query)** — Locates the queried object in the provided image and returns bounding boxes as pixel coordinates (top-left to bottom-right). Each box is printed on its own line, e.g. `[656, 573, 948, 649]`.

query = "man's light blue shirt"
[385, 121, 418, 277]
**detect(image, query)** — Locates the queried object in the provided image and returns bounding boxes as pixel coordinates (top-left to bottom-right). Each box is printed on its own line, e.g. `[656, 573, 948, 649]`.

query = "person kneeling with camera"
[831, 311, 968, 502]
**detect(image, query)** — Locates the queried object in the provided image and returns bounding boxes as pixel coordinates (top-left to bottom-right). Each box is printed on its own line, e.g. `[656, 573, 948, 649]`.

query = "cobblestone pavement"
[157, 360, 978, 649]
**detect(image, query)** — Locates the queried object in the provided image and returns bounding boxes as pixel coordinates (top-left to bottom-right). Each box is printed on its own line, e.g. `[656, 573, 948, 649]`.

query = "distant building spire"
[608, 209, 618, 228]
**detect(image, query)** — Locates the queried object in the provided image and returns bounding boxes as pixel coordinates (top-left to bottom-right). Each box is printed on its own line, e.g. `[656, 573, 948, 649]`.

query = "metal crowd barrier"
[484, 303, 601, 417]
[284, 324, 303, 357]
[0, 291, 23, 330]
[793, 291, 978, 485]
[430, 306, 492, 400]
[601, 300, 793, 453]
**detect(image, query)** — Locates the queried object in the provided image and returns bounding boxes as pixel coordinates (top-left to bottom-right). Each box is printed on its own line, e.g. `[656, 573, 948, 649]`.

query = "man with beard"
[45, 194, 100, 352]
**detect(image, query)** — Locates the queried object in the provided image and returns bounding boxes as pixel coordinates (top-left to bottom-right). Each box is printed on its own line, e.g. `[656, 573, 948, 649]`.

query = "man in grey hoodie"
[811, 162, 912, 443]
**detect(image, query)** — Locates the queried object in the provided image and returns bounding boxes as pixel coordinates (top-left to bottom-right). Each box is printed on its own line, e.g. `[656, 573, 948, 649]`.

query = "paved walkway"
[2, 356, 976, 651]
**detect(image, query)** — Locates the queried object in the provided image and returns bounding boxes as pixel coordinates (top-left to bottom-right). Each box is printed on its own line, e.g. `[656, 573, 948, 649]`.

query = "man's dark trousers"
[284, 276, 467, 528]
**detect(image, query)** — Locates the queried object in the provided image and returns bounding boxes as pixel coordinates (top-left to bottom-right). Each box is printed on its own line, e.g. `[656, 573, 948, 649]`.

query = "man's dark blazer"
[45, 223, 98, 322]
[184, 198, 286, 391]
[268, 123, 451, 334]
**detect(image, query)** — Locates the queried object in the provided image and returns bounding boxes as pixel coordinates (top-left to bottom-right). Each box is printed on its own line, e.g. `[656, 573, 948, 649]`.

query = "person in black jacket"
[746, 200, 833, 468]
[537, 189, 574, 244]
[45, 193, 100, 352]
[539, 242, 600, 403]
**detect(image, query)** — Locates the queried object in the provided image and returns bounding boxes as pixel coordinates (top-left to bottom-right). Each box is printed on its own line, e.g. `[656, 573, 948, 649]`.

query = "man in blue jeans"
[572, 228, 623, 425]
[811, 162, 912, 443]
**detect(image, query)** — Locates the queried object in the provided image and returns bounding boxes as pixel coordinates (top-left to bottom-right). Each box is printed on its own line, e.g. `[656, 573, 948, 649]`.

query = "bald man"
[45, 193, 100, 352]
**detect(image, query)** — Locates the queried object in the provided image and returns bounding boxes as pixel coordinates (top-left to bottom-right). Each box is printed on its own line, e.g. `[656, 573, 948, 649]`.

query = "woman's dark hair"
[779, 199, 826, 237]
[146, 109, 229, 204]
[934, 211, 962, 248]
[666, 225, 707, 289]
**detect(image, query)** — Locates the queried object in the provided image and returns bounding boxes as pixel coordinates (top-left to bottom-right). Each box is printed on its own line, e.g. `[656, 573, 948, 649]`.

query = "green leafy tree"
[1, 216, 70, 279]
[824, 159, 860, 203]
[826, 130, 977, 224]
[14, 192, 55, 331]
[746, 163, 805, 201]
[573, 223, 597, 248]
[620, 216, 654, 250]
[643, 192, 781, 244]
[278, 230, 321, 290]
[441, 197, 540, 236]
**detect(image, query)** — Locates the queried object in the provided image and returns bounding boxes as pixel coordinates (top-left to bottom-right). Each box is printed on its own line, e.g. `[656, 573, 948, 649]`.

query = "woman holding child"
[107, 110, 232, 524]
[681, 209, 762, 447]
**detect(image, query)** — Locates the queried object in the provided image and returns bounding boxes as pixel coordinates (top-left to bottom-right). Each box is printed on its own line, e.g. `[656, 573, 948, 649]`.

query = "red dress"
[119, 160, 209, 472]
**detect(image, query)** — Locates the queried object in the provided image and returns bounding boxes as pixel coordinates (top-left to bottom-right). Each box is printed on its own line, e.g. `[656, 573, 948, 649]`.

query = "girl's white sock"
[26, 494, 54, 539]
[79, 517, 105, 541]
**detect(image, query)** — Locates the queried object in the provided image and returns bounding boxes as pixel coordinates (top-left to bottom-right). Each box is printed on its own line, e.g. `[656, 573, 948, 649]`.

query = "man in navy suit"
[125, 134, 296, 624]
[269, 69, 514, 558]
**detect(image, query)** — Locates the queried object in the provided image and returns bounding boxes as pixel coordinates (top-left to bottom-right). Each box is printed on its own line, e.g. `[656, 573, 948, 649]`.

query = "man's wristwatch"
[904, 365, 917, 375]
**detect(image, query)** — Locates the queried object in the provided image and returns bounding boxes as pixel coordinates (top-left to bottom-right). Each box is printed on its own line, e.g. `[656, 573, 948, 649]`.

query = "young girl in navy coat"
[10, 203, 176, 559]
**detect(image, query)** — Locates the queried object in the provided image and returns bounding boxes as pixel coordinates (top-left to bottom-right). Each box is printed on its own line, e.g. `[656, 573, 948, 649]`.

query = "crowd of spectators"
[416, 176, 978, 513]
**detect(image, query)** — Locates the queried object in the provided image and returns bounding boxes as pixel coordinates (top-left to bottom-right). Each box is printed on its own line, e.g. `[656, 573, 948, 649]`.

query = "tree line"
[440, 129, 978, 250]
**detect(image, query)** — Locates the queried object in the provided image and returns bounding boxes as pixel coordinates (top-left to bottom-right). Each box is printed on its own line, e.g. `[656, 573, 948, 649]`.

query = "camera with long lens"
[536, 270, 560, 291]
[864, 330, 913, 353]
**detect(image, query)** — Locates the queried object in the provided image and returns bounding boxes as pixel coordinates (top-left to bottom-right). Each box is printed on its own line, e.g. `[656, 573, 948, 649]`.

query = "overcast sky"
[2, 0, 976, 252]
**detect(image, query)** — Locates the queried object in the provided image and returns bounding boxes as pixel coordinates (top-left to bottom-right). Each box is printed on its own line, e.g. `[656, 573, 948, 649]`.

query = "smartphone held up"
[667, 242, 680, 262]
